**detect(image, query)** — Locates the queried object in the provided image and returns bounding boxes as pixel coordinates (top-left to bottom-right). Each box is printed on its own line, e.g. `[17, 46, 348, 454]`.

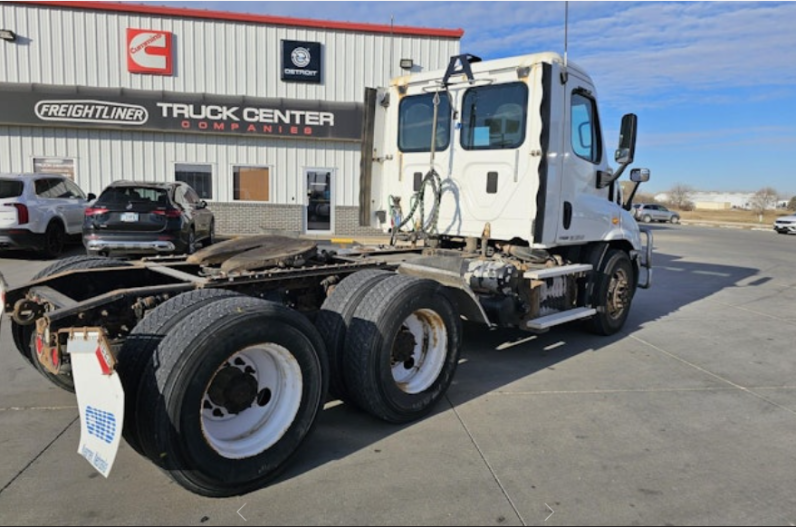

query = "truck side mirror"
[630, 168, 650, 183]
[615, 113, 638, 165]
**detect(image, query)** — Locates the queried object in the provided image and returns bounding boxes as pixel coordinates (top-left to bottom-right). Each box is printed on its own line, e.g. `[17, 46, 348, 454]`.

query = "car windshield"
[0, 179, 24, 199]
[96, 186, 169, 207]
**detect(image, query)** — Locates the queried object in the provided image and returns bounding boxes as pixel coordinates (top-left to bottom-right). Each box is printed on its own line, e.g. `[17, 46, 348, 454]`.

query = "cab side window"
[571, 91, 602, 164]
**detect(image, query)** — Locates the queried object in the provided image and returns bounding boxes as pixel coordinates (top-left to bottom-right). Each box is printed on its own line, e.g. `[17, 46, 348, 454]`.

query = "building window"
[460, 82, 528, 150]
[571, 91, 602, 164]
[233, 166, 270, 202]
[175, 163, 213, 200]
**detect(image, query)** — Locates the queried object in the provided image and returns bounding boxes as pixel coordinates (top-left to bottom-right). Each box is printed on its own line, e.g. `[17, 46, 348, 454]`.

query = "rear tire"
[118, 288, 245, 454]
[315, 269, 393, 401]
[42, 222, 65, 258]
[135, 297, 328, 497]
[589, 250, 634, 336]
[344, 275, 461, 423]
[14, 256, 130, 392]
[670, 216, 680, 224]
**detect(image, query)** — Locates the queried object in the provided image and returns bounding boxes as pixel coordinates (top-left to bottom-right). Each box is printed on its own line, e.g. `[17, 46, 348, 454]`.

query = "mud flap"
[68, 329, 125, 478]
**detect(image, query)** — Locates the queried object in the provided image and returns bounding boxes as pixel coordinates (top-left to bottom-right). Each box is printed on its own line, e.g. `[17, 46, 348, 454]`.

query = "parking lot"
[1, 225, 795, 526]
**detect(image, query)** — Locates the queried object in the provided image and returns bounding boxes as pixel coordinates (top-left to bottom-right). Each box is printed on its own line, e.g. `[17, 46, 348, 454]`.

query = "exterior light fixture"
[399, 58, 413, 70]
[0, 29, 17, 42]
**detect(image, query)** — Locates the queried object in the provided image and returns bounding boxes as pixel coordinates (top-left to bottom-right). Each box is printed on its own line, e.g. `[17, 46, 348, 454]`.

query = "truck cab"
[362, 52, 647, 254]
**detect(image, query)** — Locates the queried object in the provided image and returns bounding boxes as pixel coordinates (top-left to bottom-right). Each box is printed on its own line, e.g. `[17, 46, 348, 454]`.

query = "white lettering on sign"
[35, 100, 148, 125]
[157, 103, 335, 127]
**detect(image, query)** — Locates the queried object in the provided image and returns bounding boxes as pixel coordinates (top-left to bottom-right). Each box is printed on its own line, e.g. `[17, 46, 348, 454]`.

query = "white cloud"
[152, 1, 796, 111]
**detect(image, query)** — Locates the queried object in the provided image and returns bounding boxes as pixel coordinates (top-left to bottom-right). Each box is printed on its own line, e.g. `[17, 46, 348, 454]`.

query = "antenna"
[390, 15, 395, 80]
[564, 1, 569, 69]
[561, 1, 569, 84]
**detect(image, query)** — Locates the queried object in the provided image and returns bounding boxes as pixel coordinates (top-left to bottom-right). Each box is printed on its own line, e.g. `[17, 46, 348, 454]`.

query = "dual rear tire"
[317, 271, 462, 423]
[123, 294, 328, 497]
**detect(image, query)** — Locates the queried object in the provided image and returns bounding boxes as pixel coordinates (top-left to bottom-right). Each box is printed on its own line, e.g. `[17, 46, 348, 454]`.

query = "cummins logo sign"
[34, 100, 149, 125]
[127, 29, 174, 75]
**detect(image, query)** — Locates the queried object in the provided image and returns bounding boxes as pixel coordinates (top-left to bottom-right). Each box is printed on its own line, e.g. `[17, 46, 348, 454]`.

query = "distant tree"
[619, 181, 656, 205]
[789, 196, 796, 211]
[667, 184, 694, 210]
[749, 187, 779, 215]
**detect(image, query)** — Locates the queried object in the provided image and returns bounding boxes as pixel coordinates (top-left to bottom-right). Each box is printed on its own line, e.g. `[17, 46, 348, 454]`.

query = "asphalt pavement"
[0, 226, 794, 526]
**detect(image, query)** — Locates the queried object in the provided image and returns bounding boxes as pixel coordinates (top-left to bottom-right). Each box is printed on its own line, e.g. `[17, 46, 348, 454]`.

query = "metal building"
[0, 1, 462, 236]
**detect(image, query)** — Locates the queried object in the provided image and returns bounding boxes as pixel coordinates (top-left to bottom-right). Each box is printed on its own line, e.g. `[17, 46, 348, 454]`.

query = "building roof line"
[12, 1, 465, 39]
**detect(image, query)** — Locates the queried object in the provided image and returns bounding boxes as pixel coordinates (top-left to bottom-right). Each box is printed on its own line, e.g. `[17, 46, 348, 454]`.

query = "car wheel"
[187, 227, 197, 255]
[208, 221, 216, 246]
[670, 216, 680, 224]
[642, 215, 652, 223]
[42, 222, 65, 258]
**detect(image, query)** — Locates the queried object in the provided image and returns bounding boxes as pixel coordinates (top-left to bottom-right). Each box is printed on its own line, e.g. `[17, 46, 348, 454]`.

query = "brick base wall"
[211, 203, 384, 237]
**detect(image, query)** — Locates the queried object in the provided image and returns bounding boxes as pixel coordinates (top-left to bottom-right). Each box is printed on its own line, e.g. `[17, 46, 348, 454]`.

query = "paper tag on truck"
[69, 329, 125, 478]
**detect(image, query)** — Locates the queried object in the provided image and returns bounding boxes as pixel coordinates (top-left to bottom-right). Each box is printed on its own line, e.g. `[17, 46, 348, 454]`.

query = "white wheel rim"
[391, 309, 448, 394]
[201, 344, 303, 459]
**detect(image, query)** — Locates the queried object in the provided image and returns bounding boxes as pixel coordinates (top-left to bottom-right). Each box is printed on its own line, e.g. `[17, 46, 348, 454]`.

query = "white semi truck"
[0, 52, 652, 497]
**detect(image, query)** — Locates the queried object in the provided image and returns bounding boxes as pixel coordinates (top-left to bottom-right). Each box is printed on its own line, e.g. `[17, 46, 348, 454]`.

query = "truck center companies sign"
[0, 84, 363, 141]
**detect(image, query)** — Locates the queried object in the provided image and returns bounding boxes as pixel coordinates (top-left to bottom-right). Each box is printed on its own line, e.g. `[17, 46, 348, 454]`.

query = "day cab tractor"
[0, 52, 652, 497]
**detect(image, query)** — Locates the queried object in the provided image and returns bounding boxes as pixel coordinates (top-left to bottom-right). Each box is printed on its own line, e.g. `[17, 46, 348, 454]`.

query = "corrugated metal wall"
[0, 125, 362, 204]
[0, 3, 459, 213]
[0, 3, 459, 101]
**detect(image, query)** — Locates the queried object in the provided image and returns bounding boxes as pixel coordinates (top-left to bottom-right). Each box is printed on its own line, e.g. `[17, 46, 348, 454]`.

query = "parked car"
[632, 203, 681, 224]
[0, 173, 95, 257]
[773, 213, 796, 235]
[83, 180, 215, 256]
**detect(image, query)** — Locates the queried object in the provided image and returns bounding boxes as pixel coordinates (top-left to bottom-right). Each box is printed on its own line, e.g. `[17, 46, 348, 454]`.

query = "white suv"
[0, 173, 95, 257]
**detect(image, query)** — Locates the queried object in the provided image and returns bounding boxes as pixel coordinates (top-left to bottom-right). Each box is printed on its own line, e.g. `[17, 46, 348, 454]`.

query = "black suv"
[83, 180, 215, 256]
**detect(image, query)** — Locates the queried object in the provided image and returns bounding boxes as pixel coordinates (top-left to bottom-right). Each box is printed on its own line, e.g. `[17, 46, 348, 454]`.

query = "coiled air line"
[390, 89, 445, 246]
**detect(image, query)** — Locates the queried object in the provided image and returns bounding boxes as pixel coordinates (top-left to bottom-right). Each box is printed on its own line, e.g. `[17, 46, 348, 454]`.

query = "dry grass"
[677, 209, 787, 224]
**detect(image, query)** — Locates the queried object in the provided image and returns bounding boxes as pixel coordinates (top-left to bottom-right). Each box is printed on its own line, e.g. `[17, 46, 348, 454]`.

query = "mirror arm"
[623, 181, 641, 211]
[598, 162, 629, 189]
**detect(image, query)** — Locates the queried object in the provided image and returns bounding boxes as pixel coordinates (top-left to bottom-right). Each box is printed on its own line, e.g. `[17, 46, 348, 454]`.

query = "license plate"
[120, 212, 138, 222]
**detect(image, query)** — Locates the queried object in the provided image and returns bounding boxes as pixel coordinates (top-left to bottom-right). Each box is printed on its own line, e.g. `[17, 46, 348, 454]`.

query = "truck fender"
[398, 261, 493, 327]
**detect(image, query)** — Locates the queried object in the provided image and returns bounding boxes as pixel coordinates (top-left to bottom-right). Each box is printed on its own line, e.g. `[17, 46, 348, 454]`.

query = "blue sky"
[150, 1, 796, 197]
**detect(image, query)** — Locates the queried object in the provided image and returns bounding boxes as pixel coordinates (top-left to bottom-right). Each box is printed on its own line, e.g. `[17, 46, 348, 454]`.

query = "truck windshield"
[0, 180, 24, 199]
[398, 93, 452, 153]
[461, 82, 528, 150]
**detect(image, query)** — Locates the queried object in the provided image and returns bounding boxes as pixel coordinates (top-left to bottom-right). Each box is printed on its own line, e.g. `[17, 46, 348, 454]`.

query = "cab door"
[557, 73, 615, 244]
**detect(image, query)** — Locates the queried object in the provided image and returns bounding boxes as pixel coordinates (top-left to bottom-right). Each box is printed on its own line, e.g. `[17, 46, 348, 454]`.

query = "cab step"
[524, 264, 593, 280]
[524, 307, 597, 331]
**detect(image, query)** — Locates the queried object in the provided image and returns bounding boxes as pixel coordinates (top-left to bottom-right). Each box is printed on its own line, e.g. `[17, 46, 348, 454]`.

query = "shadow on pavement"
[274, 250, 760, 489]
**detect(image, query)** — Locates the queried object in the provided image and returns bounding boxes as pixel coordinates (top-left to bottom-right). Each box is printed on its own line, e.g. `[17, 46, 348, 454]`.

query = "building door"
[304, 169, 334, 234]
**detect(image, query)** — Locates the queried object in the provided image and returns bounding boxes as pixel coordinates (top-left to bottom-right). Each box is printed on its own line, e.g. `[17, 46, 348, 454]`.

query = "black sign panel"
[0, 83, 362, 141]
[281, 40, 322, 84]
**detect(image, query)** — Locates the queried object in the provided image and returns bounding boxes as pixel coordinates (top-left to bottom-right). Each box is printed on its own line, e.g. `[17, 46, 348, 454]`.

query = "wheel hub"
[607, 270, 630, 319]
[392, 328, 417, 367]
[207, 366, 258, 415]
